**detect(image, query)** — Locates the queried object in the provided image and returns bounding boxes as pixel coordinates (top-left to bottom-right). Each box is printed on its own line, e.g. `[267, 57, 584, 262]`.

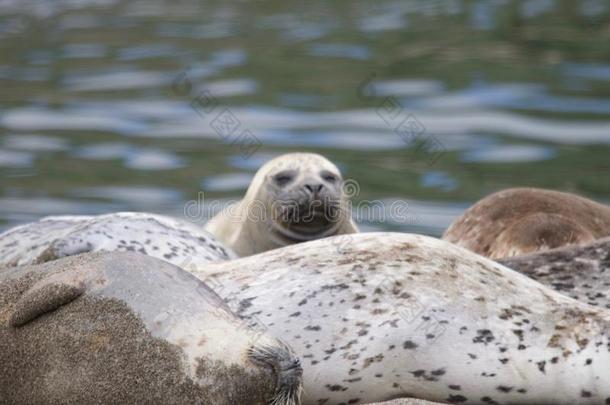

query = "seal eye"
[273, 171, 295, 187]
[321, 171, 338, 183]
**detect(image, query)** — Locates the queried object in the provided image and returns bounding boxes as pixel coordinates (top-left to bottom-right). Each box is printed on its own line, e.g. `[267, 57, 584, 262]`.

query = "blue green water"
[1, 0, 609, 235]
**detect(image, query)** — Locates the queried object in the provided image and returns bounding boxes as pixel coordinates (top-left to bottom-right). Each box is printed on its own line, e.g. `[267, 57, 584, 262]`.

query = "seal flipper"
[10, 282, 85, 327]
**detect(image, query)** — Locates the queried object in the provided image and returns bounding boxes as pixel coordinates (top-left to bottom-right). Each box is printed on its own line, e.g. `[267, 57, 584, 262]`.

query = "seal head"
[205, 153, 358, 256]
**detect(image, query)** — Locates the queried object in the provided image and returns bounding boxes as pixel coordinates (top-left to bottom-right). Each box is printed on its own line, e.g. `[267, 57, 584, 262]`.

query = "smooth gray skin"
[0, 251, 302, 405]
[499, 237, 610, 309]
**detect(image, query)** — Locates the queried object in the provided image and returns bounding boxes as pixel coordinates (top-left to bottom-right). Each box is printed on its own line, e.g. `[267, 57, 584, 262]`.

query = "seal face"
[205, 153, 358, 257]
[443, 188, 610, 259]
[0, 251, 302, 404]
[499, 236, 610, 309]
[0, 212, 236, 268]
[193, 233, 610, 405]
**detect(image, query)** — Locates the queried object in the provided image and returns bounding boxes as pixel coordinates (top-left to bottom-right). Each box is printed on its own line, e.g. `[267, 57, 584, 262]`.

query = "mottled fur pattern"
[500, 237, 610, 309]
[0, 212, 235, 268]
[193, 233, 610, 405]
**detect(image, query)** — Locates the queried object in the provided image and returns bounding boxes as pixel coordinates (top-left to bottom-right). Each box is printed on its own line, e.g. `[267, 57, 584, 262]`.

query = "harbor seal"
[192, 232, 610, 405]
[205, 153, 358, 257]
[443, 187, 610, 259]
[499, 236, 610, 309]
[0, 212, 236, 269]
[0, 251, 302, 404]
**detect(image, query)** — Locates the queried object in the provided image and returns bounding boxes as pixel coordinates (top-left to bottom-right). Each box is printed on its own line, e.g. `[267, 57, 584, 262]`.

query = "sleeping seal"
[205, 153, 358, 257]
[192, 232, 610, 405]
[0, 251, 302, 404]
[0, 212, 235, 268]
[443, 187, 610, 259]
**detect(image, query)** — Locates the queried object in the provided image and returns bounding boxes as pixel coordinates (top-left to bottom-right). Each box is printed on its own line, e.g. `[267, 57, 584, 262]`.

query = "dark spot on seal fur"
[473, 329, 495, 344]
[326, 384, 347, 391]
[447, 394, 468, 403]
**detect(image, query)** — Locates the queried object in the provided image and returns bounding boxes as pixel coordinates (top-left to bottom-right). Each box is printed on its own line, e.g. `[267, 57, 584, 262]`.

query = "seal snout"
[304, 182, 324, 197]
[248, 342, 303, 405]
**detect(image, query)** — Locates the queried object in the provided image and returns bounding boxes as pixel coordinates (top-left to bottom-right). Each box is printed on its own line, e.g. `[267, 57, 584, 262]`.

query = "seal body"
[499, 236, 610, 309]
[0, 212, 236, 268]
[0, 251, 302, 404]
[443, 188, 610, 259]
[205, 153, 358, 257]
[193, 233, 610, 405]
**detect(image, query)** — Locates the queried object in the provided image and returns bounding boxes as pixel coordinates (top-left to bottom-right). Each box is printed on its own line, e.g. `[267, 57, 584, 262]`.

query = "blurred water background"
[1, 0, 609, 236]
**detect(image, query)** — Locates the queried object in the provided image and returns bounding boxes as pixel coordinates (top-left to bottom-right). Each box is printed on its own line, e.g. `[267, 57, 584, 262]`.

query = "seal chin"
[271, 196, 344, 243]
[248, 342, 303, 405]
[270, 215, 343, 245]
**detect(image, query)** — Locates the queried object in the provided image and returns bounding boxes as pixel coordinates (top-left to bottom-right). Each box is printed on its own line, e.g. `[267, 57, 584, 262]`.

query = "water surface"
[1, 0, 609, 236]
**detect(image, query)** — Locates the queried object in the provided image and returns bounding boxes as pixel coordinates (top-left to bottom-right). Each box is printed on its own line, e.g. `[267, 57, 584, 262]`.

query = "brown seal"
[0, 251, 302, 405]
[443, 187, 610, 259]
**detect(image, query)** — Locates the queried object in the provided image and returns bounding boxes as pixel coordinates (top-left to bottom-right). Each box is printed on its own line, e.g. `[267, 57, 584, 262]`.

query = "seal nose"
[304, 183, 324, 195]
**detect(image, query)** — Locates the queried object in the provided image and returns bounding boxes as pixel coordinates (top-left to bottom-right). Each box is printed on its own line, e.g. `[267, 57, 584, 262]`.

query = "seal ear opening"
[248, 341, 303, 405]
[9, 282, 85, 327]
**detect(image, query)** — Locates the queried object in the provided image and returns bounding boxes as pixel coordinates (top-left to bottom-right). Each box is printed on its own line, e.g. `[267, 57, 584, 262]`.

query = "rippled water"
[1, 0, 609, 236]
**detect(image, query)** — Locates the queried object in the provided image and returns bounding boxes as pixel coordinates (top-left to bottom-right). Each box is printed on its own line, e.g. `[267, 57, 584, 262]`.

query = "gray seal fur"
[193, 232, 610, 405]
[499, 236, 610, 309]
[0, 212, 236, 269]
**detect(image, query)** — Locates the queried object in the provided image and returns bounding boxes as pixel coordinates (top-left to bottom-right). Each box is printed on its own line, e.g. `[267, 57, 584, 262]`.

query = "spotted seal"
[205, 153, 358, 257]
[0, 212, 236, 269]
[443, 188, 610, 259]
[192, 233, 610, 405]
[0, 251, 302, 404]
[499, 236, 610, 309]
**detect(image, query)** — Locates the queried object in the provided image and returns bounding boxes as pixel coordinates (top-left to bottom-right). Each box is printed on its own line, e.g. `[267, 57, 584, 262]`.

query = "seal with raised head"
[0, 212, 236, 269]
[499, 236, 610, 309]
[443, 187, 610, 259]
[205, 153, 358, 257]
[193, 233, 610, 405]
[0, 251, 302, 404]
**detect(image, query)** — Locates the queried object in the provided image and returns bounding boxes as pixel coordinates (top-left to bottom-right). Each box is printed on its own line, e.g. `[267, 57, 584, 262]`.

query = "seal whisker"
[248, 341, 303, 405]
